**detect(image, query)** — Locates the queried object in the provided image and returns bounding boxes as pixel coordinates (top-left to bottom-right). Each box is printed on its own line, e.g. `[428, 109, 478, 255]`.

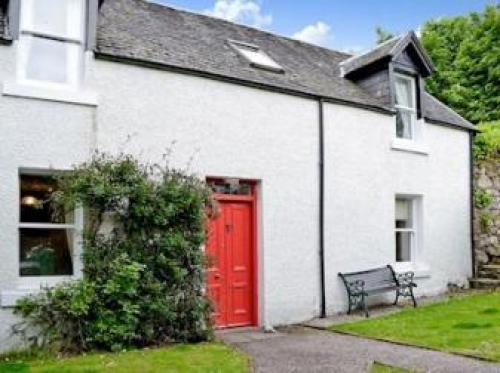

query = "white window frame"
[395, 196, 418, 263]
[17, 170, 83, 290]
[394, 73, 418, 140]
[16, 0, 86, 90]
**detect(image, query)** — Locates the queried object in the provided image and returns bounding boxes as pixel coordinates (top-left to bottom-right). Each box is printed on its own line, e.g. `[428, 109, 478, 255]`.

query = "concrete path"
[218, 326, 500, 373]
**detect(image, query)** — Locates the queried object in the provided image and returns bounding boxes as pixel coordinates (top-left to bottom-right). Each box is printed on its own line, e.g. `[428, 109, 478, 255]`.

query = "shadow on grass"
[0, 362, 28, 373]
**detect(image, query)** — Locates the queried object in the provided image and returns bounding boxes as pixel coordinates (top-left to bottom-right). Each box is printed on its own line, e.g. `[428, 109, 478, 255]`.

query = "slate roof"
[340, 32, 434, 78]
[96, 0, 390, 112]
[422, 92, 476, 130]
[0, 0, 475, 130]
[96, 0, 474, 130]
[340, 36, 401, 77]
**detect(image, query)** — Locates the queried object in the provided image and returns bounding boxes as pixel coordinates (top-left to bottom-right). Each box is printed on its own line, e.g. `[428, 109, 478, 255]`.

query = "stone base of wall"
[474, 159, 500, 285]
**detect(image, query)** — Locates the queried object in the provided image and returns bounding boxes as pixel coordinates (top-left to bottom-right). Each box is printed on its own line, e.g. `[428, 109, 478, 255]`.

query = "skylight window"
[229, 40, 284, 73]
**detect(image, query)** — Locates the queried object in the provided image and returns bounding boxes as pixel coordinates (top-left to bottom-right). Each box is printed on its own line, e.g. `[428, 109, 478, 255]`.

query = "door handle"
[214, 273, 221, 279]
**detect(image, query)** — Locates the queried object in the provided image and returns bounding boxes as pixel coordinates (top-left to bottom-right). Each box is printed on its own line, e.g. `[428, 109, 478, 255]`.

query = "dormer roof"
[340, 32, 435, 78]
[0, 0, 473, 130]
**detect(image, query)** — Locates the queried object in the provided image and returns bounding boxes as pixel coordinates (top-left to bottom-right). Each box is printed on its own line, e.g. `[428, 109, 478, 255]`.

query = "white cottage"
[0, 0, 476, 348]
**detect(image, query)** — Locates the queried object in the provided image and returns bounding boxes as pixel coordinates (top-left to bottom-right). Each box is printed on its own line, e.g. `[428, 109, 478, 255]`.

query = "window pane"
[231, 42, 283, 71]
[208, 180, 252, 195]
[23, 0, 84, 39]
[22, 36, 72, 84]
[395, 77, 414, 108]
[396, 231, 412, 262]
[20, 175, 71, 224]
[20, 228, 73, 276]
[396, 109, 413, 139]
[32, 0, 68, 36]
[238, 48, 282, 70]
[395, 199, 412, 228]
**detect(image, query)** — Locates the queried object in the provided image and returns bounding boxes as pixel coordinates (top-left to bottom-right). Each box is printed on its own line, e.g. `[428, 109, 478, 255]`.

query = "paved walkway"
[217, 326, 500, 373]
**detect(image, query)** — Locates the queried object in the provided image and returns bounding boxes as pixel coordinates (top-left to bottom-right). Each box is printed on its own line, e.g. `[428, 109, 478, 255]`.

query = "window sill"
[0, 290, 36, 308]
[392, 262, 431, 279]
[2, 81, 98, 107]
[391, 139, 428, 156]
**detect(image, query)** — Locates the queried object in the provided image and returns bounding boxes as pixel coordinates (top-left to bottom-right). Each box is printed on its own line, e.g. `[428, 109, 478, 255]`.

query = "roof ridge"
[140, 0, 351, 58]
[97, 0, 471, 129]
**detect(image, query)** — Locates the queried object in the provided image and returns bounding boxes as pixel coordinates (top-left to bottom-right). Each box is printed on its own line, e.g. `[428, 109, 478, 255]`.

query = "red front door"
[207, 196, 256, 328]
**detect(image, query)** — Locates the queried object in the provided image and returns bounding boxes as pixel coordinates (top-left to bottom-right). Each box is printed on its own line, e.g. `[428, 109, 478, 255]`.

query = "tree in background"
[375, 26, 395, 44]
[421, 5, 499, 123]
[373, 5, 499, 124]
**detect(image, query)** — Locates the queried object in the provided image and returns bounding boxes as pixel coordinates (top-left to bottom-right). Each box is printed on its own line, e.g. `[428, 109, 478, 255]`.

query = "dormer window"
[394, 73, 417, 140]
[17, 0, 85, 89]
[229, 40, 284, 73]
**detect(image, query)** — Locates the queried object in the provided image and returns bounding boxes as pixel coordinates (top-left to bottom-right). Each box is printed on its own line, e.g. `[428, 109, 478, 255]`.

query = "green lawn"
[0, 343, 249, 373]
[331, 291, 500, 361]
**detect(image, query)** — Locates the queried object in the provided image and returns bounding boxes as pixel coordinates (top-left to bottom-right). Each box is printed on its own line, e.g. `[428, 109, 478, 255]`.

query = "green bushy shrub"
[13, 153, 214, 352]
[474, 121, 500, 161]
[14, 279, 95, 351]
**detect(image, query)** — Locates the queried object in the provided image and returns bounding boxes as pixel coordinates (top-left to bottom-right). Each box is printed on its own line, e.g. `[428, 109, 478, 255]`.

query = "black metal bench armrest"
[397, 271, 417, 288]
[346, 279, 366, 295]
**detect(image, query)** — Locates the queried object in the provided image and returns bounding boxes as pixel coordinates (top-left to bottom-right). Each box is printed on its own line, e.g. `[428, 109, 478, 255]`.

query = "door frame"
[207, 178, 259, 328]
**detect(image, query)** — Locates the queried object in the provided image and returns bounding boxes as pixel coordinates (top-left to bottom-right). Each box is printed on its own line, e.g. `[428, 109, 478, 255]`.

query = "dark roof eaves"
[424, 117, 478, 132]
[95, 50, 395, 115]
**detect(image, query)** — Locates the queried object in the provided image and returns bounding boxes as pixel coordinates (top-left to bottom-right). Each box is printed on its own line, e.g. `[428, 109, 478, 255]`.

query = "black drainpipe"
[469, 130, 477, 278]
[318, 98, 326, 318]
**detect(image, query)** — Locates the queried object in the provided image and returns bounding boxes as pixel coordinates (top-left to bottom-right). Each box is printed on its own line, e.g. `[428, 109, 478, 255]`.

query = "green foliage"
[14, 280, 96, 351]
[89, 254, 145, 351]
[480, 211, 494, 233]
[475, 189, 494, 209]
[375, 27, 395, 44]
[14, 153, 214, 352]
[474, 121, 500, 161]
[421, 5, 500, 123]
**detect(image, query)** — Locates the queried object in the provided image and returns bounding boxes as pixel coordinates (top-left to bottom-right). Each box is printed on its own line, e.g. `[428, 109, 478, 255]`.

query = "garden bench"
[338, 265, 417, 317]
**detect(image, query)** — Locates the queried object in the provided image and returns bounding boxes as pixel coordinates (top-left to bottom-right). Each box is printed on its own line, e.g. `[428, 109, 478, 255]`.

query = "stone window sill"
[2, 81, 98, 107]
[391, 139, 429, 156]
[392, 262, 431, 279]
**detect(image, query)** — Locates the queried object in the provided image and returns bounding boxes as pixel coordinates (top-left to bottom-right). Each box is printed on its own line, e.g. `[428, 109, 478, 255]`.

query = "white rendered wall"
[92, 60, 321, 326]
[0, 43, 95, 350]
[0, 41, 473, 347]
[323, 102, 472, 314]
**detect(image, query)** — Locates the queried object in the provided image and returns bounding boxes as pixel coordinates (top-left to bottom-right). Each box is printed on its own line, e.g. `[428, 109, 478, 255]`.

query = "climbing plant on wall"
[14, 153, 215, 352]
